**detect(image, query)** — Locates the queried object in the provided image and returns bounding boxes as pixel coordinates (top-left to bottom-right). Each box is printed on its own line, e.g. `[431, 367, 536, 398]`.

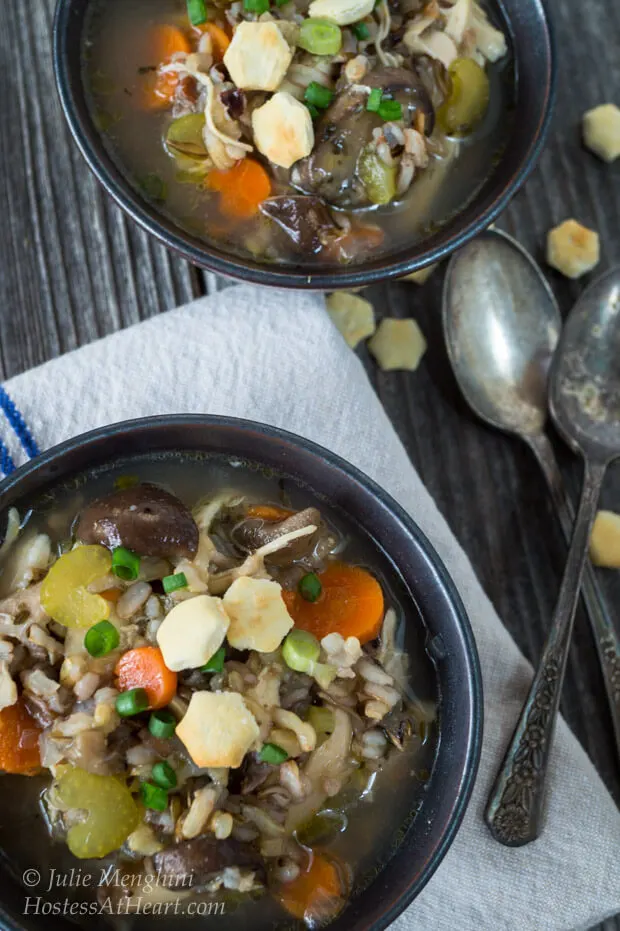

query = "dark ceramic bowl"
[0, 416, 482, 931]
[53, 0, 555, 290]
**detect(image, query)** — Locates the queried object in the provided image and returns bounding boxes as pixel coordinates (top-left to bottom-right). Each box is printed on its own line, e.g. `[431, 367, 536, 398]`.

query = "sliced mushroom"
[291, 66, 435, 208]
[413, 54, 451, 115]
[76, 484, 199, 560]
[232, 508, 322, 567]
[152, 835, 264, 887]
[260, 196, 384, 263]
[260, 196, 343, 256]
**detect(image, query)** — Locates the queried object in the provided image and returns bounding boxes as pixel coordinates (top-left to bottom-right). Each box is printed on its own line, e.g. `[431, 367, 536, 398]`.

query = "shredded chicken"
[0, 660, 17, 711]
[373, 0, 402, 67]
[209, 524, 317, 594]
[0, 509, 21, 562]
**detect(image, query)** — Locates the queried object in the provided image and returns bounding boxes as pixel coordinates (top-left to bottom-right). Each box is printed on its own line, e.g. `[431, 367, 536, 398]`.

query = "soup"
[83, 0, 512, 266]
[0, 456, 437, 927]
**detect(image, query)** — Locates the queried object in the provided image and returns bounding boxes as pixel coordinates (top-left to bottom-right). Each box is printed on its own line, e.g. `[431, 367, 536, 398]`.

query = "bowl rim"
[0, 414, 483, 930]
[52, 0, 556, 290]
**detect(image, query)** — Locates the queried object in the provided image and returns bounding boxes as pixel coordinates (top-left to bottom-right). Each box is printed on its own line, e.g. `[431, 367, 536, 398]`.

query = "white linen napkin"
[1, 286, 619, 931]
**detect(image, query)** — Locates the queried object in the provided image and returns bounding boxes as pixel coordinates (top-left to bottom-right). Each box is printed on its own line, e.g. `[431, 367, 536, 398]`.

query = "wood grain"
[0, 0, 199, 380]
[0, 0, 617, 926]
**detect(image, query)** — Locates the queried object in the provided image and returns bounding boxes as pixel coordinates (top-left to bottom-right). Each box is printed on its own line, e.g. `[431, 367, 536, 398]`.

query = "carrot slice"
[0, 699, 42, 775]
[193, 22, 231, 61]
[140, 24, 191, 111]
[276, 852, 348, 923]
[100, 588, 122, 603]
[115, 646, 177, 710]
[205, 159, 272, 219]
[246, 505, 295, 522]
[282, 562, 384, 644]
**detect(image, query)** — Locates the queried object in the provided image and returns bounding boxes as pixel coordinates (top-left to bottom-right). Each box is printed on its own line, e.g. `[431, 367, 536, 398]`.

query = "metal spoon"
[443, 231, 620, 842]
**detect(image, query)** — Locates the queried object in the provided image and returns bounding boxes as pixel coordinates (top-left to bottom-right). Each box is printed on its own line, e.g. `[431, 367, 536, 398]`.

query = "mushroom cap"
[76, 483, 199, 560]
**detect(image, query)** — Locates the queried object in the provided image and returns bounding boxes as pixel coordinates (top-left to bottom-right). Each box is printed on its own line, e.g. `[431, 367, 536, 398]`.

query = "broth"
[0, 453, 438, 929]
[82, 0, 513, 267]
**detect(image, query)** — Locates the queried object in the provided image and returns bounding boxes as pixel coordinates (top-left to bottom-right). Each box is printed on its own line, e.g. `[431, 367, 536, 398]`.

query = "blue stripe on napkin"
[0, 387, 40, 460]
[0, 438, 16, 476]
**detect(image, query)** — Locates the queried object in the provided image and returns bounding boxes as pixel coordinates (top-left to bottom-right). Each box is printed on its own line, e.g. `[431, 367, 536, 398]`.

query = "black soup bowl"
[53, 0, 555, 290]
[0, 416, 482, 931]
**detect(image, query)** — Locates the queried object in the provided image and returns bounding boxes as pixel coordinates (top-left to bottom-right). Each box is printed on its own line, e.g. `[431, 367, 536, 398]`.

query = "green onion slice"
[351, 21, 370, 39]
[201, 646, 226, 673]
[298, 18, 342, 56]
[140, 173, 167, 203]
[84, 620, 120, 658]
[282, 628, 320, 674]
[186, 0, 208, 26]
[298, 571, 322, 602]
[141, 781, 169, 811]
[116, 688, 149, 718]
[244, 0, 270, 12]
[149, 710, 177, 739]
[304, 82, 334, 110]
[163, 572, 188, 594]
[259, 743, 289, 764]
[366, 88, 382, 112]
[377, 99, 403, 121]
[111, 546, 141, 581]
[151, 760, 178, 790]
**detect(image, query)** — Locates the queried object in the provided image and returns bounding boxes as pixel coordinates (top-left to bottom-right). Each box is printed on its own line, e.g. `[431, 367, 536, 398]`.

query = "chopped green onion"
[163, 572, 188, 594]
[186, 0, 208, 25]
[149, 710, 177, 739]
[201, 646, 226, 673]
[116, 688, 149, 718]
[304, 82, 334, 110]
[244, 0, 270, 12]
[140, 173, 167, 203]
[298, 572, 322, 602]
[151, 761, 178, 790]
[306, 103, 320, 121]
[282, 628, 320, 674]
[84, 620, 120, 658]
[351, 21, 370, 40]
[112, 546, 141, 581]
[378, 99, 403, 121]
[141, 781, 169, 811]
[298, 18, 342, 56]
[114, 475, 139, 491]
[366, 88, 382, 112]
[259, 743, 289, 764]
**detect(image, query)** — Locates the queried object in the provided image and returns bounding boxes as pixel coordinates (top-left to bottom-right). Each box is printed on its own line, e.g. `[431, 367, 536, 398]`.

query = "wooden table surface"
[0, 0, 618, 927]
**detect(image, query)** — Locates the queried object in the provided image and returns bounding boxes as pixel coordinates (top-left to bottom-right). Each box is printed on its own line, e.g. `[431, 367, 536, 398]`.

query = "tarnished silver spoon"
[487, 264, 620, 844]
[443, 231, 620, 843]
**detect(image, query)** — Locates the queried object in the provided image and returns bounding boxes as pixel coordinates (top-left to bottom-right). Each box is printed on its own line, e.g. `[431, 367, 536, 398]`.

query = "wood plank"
[0, 0, 199, 381]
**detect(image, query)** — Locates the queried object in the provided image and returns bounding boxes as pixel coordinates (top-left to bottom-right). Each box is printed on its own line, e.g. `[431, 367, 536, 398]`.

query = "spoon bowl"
[443, 228, 561, 438]
[550, 266, 620, 463]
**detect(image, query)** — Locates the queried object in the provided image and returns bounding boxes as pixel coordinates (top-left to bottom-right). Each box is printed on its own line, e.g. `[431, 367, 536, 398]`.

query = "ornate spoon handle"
[528, 433, 620, 764]
[485, 458, 607, 846]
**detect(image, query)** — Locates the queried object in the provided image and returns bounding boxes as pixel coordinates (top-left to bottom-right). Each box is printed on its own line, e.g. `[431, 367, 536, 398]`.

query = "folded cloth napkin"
[1, 286, 619, 931]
